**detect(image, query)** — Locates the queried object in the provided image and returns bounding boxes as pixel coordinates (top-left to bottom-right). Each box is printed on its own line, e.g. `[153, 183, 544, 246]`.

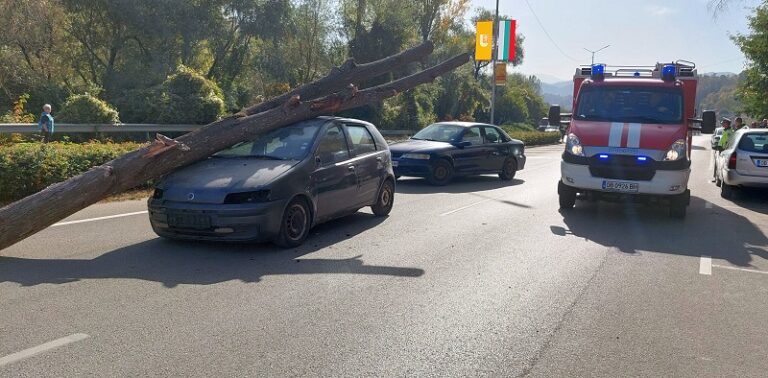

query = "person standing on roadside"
[713, 118, 733, 181]
[761, 119, 768, 129]
[734, 117, 746, 131]
[38, 104, 54, 143]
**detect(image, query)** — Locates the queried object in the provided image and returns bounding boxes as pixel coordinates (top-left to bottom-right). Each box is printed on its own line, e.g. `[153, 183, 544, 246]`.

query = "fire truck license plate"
[602, 180, 639, 193]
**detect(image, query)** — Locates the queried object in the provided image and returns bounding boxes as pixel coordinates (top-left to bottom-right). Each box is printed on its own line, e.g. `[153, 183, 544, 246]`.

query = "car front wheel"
[427, 159, 453, 186]
[499, 158, 517, 181]
[274, 198, 311, 248]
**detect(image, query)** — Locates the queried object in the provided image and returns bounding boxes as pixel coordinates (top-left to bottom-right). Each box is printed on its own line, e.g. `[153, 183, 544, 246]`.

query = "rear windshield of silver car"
[214, 119, 325, 160]
[575, 87, 683, 125]
[738, 133, 768, 153]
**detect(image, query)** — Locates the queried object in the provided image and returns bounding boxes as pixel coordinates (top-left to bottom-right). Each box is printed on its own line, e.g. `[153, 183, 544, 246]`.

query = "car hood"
[571, 120, 686, 151]
[159, 157, 298, 204]
[389, 139, 455, 155]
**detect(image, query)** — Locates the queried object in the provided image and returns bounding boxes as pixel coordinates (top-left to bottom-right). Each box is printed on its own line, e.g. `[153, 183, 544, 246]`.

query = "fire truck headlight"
[664, 139, 687, 161]
[566, 133, 585, 156]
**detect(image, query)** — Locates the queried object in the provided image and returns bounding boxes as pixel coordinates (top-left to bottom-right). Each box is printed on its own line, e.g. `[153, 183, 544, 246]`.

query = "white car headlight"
[402, 153, 431, 160]
[664, 139, 687, 161]
[565, 133, 584, 156]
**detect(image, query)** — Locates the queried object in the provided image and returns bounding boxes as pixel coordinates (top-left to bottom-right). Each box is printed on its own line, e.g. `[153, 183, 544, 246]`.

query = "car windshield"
[214, 120, 323, 160]
[411, 124, 465, 142]
[575, 87, 683, 124]
[738, 133, 768, 153]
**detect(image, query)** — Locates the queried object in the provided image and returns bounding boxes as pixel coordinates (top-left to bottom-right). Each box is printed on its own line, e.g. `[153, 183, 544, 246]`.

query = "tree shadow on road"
[396, 176, 524, 194]
[0, 213, 424, 287]
[550, 196, 768, 267]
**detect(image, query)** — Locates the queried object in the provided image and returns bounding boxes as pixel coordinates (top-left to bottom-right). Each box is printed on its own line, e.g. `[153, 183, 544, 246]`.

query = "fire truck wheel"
[669, 202, 687, 218]
[558, 181, 576, 209]
[720, 183, 735, 199]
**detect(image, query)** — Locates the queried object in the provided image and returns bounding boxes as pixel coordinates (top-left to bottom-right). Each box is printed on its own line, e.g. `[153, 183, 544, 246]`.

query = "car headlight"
[402, 153, 431, 160]
[565, 133, 584, 156]
[224, 189, 271, 204]
[664, 139, 687, 161]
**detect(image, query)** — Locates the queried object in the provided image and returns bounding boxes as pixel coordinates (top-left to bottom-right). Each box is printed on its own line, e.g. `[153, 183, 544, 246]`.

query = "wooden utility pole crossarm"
[0, 50, 470, 251]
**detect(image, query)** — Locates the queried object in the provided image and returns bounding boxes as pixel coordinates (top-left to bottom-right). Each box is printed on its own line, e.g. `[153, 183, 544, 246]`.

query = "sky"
[470, 0, 756, 82]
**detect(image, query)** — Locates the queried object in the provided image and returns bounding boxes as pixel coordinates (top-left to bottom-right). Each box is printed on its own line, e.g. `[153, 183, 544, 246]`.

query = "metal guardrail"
[0, 123, 412, 136]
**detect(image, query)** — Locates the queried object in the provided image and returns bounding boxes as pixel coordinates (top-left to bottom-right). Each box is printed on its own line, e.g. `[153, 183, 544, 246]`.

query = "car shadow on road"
[550, 196, 768, 267]
[396, 176, 525, 194]
[0, 213, 424, 288]
[730, 188, 768, 216]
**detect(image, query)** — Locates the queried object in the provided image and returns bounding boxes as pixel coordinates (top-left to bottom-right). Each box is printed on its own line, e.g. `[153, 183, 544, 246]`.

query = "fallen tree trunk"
[0, 51, 470, 251]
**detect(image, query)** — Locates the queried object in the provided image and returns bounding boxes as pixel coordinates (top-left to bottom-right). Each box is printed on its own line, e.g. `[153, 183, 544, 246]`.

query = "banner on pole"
[475, 21, 493, 61]
[494, 63, 507, 86]
[497, 20, 517, 62]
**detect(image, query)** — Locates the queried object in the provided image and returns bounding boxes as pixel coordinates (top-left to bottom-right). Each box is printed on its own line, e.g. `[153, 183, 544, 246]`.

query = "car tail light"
[728, 151, 737, 169]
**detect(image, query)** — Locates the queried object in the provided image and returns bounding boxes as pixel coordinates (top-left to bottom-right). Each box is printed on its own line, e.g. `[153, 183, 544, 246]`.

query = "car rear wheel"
[558, 181, 576, 209]
[274, 198, 311, 248]
[499, 158, 517, 181]
[427, 159, 453, 186]
[371, 179, 395, 216]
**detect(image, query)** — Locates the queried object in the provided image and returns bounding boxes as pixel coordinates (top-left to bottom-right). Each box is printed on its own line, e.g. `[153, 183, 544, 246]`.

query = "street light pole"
[584, 45, 610, 66]
[490, 0, 499, 125]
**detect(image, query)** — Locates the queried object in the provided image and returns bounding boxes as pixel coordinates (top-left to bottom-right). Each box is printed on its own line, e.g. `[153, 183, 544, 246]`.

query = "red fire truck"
[558, 61, 701, 217]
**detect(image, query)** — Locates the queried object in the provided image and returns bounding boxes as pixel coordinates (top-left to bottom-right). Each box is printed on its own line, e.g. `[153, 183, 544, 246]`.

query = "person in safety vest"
[718, 118, 734, 149]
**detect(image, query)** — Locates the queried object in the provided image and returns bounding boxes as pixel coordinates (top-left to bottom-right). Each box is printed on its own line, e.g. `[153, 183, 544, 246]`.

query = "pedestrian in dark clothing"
[38, 104, 54, 143]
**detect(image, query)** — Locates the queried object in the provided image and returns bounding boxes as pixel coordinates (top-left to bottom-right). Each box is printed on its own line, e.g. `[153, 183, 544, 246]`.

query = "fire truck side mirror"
[701, 110, 716, 134]
[548, 105, 562, 127]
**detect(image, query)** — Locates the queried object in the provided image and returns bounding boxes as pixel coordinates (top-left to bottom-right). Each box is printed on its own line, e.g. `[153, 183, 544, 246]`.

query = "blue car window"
[461, 127, 483, 145]
[412, 124, 464, 142]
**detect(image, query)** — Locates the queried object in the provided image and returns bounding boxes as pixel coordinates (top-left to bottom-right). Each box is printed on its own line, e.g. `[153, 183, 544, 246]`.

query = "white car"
[711, 127, 724, 148]
[715, 129, 768, 199]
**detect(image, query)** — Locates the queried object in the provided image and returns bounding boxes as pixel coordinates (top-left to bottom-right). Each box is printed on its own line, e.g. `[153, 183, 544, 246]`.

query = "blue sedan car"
[390, 122, 526, 185]
[148, 117, 395, 248]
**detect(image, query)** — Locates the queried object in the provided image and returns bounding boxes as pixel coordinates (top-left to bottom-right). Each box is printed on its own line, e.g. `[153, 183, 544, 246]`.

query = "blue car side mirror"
[456, 141, 472, 148]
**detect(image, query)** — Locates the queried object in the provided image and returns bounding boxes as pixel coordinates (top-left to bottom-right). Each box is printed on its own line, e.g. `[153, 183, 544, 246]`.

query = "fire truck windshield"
[575, 86, 683, 125]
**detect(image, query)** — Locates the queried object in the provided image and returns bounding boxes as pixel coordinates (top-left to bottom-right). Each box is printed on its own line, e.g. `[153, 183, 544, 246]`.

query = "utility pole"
[584, 45, 610, 66]
[490, 0, 499, 124]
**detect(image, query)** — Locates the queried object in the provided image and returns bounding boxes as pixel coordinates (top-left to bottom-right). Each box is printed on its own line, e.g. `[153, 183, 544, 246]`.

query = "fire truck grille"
[588, 155, 657, 181]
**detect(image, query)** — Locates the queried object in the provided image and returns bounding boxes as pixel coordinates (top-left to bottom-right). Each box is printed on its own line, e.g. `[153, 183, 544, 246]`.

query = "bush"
[58, 94, 120, 124]
[505, 130, 562, 146]
[0, 141, 144, 203]
[159, 66, 225, 124]
[112, 87, 162, 123]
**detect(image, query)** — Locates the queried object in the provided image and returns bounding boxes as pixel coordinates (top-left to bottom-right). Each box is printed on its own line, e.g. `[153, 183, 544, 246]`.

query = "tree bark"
[0, 50, 469, 252]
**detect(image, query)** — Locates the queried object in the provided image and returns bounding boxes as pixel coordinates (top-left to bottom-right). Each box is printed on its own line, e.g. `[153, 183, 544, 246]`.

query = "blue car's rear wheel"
[274, 198, 310, 248]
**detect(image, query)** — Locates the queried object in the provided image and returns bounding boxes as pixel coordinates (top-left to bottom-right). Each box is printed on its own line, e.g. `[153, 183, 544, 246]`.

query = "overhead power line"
[522, 0, 580, 62]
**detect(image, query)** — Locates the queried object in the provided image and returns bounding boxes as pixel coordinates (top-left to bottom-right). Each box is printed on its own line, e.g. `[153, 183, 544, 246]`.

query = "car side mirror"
[455, 141, 471, 148]
[486, 134, 498, 143]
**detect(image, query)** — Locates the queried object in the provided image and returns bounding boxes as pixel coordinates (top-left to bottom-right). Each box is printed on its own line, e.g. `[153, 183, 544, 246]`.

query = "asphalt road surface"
[2, 135, 767, 377]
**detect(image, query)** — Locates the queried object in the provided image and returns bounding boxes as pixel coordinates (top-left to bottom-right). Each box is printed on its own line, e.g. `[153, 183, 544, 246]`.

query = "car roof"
[315, 116, 375, 127]
[432, 121, 497, 128]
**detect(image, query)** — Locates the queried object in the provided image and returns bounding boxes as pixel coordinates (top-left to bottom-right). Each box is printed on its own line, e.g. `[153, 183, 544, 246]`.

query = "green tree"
[732, 2, 768, 118]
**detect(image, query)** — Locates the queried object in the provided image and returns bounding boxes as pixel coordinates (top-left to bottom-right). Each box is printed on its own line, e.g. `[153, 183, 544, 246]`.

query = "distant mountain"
[540, 80, 573, 111]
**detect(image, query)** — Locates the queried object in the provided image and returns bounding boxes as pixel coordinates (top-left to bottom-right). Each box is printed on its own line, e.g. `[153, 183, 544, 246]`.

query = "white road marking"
[440, 199, 492, 216]
[699, 256, 712, 275]
[712, 264, 768, 276]
[0, 333, 89, 367]
[52, 211, 148, 227]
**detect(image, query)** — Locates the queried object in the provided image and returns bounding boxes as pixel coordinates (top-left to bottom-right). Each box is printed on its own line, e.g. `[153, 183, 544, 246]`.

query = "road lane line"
[699, 256, 712, 275]
[712, 264, 768, 275]
[0, 333, 89, 367]
[52, 211, 148, 227]
[440, 199, 492, 216]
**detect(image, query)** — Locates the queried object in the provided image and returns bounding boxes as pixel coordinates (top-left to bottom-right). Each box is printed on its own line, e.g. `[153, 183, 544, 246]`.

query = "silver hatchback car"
[715, 129, 768, 199]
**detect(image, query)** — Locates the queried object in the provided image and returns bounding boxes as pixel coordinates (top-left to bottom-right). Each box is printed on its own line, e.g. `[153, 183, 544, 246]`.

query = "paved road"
[1, 136, 767, 377]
